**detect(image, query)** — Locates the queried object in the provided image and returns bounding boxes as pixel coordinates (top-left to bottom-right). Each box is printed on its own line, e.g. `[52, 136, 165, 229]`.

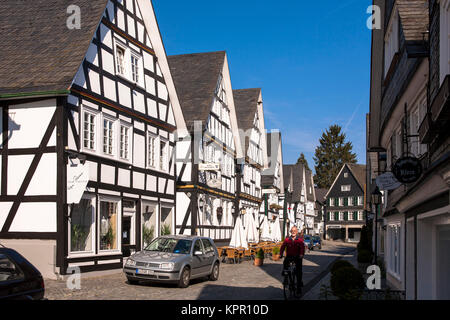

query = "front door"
[122, 216, 132, 257]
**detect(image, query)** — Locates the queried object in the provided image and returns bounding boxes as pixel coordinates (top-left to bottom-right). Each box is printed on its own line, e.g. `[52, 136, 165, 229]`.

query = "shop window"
[70, 198, 94, 253]
[99, 200, 119, 251]
[160, 206, 173, 235]
[142, 203, 157, 248]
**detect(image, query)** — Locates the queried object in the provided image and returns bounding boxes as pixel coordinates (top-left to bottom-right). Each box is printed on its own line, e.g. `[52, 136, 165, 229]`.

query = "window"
[142, 202, 157, 247]
[329, 212, 334, 221]
[159, 139, 168, 172]
[115, 45, 126, 76]
[160, 206, 173, 235]
[440, 0, 450, 84]
[70, 198, 94, 253]
[384, 8, 399, 77]
[341, 185, 351, 192]
[344, 172, 348, 178]
[103, 117, 115, 155]
[348, 211, 353, 221]
[83, 110, 97, 151]
[0, 254, 24, 283]
[358, 196, 364, 206]
[339, 197, 344, 206]
[387, 224, 401, 277]
[193, 239, 204, 254]
[348, 196, 354, 206]
[131, 53, 140, 83]
[114, 38, 144, 86]
[358, 211, 364, 221]
[99, 200, 119, 251]
[119, 124, 130, 160]
[339, 212, 344, 221]
[147, 133, 157, 169]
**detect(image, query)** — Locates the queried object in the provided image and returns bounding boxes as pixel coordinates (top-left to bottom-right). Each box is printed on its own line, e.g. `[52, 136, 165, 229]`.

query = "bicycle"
[282, 259, 298, 300]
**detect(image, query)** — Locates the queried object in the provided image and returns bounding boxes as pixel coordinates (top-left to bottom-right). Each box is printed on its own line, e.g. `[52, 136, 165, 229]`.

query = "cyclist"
[279, 226, 305, 295]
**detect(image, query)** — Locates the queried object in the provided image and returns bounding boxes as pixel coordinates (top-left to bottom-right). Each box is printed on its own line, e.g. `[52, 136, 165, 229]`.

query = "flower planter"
[254, 258, 264, 266]
[272, 254, 280, 261]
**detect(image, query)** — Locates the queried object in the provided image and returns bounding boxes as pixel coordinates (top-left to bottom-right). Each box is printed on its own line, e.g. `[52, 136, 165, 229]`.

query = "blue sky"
[153, 0, 372, 172]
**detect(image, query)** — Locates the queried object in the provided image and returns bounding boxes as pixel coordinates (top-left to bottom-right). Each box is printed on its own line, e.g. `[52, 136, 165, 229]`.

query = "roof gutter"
[0, 89, 70, 100]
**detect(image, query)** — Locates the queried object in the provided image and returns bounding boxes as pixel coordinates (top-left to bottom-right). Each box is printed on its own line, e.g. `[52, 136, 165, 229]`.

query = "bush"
[272, 246, 280, 255]
[357, 249, 373, 263]
[330, 260, 353, 275]
[330, 266, 365, 300]
[256, 248, 265, 259]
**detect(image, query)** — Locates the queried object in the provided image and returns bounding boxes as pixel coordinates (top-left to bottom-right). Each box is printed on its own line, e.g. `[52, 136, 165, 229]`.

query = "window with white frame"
[329, 212, 334, 221]
[440, 0, 450, 85]
[387, 223, 401, 277]
[99, 198, 120, 251]
[83, 109, 97, 151]
[339, 212, 344, 221]
[147, 133, 157, 169]
[358, 196, 364, 206]
[344, 172, 348, 178]
[348, 196, 354, 206]
[348, 211, 353, 221]
[119, 123, 131, 160]
[384, 8, 399, 77]
[341, 185, 351, 192]
[159, 138, 169, 172]
[102, 117, 115, 156]
[339, 197, 344, 206]
[358, 211, 364, 221]
[114, 38, 144, 87]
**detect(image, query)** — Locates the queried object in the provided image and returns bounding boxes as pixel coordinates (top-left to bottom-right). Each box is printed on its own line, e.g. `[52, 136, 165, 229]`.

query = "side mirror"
[194, 251, 203, 256]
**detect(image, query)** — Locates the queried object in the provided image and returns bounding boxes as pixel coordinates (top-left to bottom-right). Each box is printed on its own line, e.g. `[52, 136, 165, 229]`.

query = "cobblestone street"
[44, 241, 355, 300]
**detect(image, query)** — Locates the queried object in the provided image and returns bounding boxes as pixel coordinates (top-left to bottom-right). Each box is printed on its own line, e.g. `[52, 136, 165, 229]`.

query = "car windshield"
[144, 238, 192, 254]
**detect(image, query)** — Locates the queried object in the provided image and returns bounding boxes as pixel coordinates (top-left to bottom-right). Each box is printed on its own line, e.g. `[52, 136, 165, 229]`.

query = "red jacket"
[280, 236, 305, 257]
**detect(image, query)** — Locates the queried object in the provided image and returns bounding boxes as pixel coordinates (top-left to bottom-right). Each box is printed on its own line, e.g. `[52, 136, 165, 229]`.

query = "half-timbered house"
[0, 0, 186, 278]
[233, 88, 267, 222]
[169, 51, 244, 243]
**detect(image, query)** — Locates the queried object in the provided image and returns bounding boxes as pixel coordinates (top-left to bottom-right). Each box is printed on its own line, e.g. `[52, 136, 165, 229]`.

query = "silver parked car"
[123, 235, 220, 288]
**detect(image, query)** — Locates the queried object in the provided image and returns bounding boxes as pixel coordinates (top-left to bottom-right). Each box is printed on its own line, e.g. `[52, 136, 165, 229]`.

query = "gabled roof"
[0, 0, 108, 96]
[314, 188, 328, 204]
[167, 51, 226, 131]
[305, 169, 315, 202]
[347, 164, 366, 190]
[291, 163, 305, 203]
[233, 88, 261, 131]
[233, 88, 262, 155]
[325, 163, 366, 198]
[396, 0, 428, 42]
[262, 131, 281, 187]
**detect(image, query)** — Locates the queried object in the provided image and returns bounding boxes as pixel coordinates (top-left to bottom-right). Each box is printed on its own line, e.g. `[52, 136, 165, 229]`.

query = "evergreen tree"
[313, 125, 357, 188]
[296, 152, 310, 171]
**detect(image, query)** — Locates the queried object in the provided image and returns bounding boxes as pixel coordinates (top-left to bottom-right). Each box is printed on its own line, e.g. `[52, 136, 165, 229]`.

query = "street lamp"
[371, 186, 382, 264]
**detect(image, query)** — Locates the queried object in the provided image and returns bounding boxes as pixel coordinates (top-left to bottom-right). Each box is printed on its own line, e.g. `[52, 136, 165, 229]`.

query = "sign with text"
[392, 156, 423, 184]
[67, 162, 90, 204]
[199, 163, 220, 171]
[262, 189, 277, 194]
[207, 178, 222, 189]
[376, 172, 402, 190]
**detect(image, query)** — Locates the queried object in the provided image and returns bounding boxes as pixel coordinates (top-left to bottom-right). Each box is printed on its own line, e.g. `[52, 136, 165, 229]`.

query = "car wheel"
[127, 277, 139, 285]
[178, 267, 191, 288]
[209, 262, 220, 281]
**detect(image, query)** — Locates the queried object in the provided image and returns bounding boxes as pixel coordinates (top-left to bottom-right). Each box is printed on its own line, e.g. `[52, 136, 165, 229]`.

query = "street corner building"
[168, 51, 245, 243]
[0, 0, 188, 279]
[368, 0, 450, 299]
[324, 164, 367, 242]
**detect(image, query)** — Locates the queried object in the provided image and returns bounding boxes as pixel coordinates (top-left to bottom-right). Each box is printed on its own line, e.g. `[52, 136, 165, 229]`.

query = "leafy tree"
[313, 125, 357, 188]
[296, 152, 310, 171]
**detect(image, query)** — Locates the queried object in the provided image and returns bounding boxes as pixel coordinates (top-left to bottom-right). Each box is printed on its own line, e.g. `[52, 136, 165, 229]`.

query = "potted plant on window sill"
[254, 248, 264, 266]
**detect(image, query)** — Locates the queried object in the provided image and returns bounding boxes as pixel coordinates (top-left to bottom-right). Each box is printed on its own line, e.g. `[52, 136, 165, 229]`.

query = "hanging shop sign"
[207, 178, 222, 189]
[376, 172, 402, 190]
[262, 188, 277, 194]
[67, 162, 90, 204]
[392, 156, 423, 184]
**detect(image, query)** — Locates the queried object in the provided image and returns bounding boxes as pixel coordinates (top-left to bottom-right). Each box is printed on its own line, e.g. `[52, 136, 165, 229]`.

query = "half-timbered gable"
[233, 88, 267, 219]
[169, 51, 244, 242]
[0, 0, 186, 278]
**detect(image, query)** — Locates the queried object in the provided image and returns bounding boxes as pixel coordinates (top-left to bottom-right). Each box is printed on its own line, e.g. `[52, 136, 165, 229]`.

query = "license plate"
[136, 268, 154, 275]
